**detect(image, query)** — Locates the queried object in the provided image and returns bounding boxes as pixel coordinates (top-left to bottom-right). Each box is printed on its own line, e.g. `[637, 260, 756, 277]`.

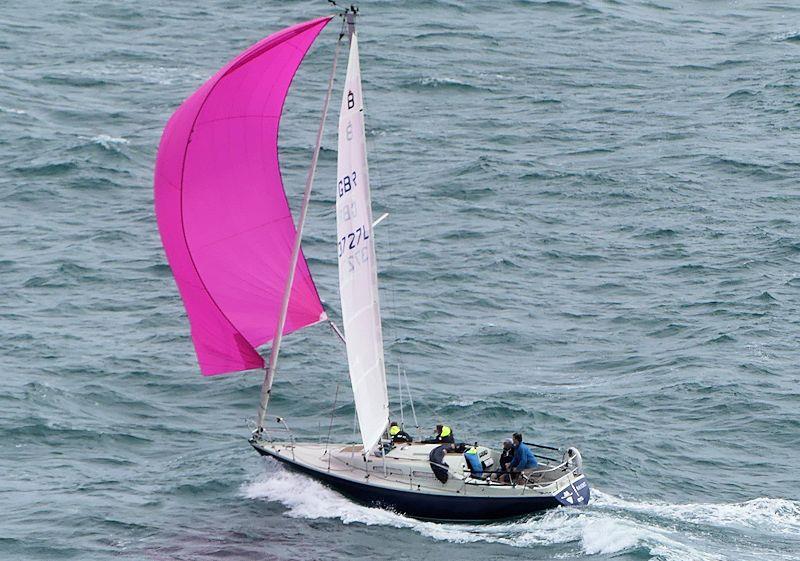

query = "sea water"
[1, 1, 799, 560]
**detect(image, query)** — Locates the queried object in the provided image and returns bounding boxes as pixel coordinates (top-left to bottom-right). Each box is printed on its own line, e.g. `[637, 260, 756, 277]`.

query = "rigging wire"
[325, 382, 340, 468]
[398, 364, 405, 428]
[403, 368, 421, 438]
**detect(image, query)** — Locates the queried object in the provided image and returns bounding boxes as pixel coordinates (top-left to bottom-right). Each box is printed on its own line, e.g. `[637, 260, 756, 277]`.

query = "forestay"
[336, 32, 389, 453]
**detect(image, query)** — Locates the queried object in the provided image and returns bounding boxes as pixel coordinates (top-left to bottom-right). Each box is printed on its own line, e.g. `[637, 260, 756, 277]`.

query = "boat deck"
[254, 439, 583, 499]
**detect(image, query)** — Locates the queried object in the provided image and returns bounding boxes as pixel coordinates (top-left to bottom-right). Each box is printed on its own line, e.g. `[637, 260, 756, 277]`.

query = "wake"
[242, 462, 799, 560]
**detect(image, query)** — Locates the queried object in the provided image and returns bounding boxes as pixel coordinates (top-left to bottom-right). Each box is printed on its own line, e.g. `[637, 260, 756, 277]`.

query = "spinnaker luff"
[154, 17, 331, 375]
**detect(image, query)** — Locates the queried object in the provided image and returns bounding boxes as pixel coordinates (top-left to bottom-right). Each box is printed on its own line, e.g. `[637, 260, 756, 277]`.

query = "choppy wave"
[0, 105, 28, 115]
[90, 134, 129, 151]
[400, 76, 485, 92]
[242, 466, 797, 560]
[593, 490, 800, 537]
[775, 31, 800, 43]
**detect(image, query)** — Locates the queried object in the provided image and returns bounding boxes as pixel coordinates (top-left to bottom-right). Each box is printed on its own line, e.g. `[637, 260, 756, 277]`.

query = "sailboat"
[154, 8, 590, 521]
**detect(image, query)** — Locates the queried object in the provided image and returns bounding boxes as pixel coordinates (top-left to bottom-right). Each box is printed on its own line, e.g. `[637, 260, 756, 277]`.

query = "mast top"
[345, 5, 358, 38]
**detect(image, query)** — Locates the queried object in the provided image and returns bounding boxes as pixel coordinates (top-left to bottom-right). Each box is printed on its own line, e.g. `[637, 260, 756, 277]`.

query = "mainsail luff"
[336, 27, 390, 453]
[153, 17, 332, 376]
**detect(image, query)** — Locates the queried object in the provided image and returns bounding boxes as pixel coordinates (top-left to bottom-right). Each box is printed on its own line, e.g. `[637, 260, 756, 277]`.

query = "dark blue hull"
[251, 443, 582, 521]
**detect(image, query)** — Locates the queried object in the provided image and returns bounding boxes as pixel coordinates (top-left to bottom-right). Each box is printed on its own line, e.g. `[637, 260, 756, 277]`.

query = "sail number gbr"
[337, 171, 357, 198]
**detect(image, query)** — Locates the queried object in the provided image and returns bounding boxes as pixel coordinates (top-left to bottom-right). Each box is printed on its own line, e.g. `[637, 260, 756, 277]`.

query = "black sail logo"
[347, 90, 355, 110]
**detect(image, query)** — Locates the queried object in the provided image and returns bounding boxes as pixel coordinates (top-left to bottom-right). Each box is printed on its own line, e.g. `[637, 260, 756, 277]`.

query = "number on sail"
[337, 225, 370, 257]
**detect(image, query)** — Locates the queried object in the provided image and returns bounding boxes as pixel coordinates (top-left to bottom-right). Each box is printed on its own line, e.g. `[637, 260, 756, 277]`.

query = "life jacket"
[440, 425, 451, 437]
[389, 425, 400, 436]
[464, 446, 482, 476]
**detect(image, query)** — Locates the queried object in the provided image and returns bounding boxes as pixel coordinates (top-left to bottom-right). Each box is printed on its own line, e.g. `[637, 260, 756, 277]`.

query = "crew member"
[508, 432, 538, 482]
[388, 421, 412, 443]
[429, 444, 450, 483]
[497, 437, 514, 483]
[422, 424, 455, 444]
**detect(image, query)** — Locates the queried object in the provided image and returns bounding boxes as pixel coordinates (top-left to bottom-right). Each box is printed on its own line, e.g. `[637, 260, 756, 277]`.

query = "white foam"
[91, 134, 129, 150]
[242, 466, 797, 559]
[579, 517, 722, 561]
[448, 398, 476, 407]
[242, 465, 688, 556]
[417, 76, 472, 88]
[580, 517, 641, 554]
[773, 30, 800, 42]
[0, 105, 27, 115]
[593, 489, 800, 536]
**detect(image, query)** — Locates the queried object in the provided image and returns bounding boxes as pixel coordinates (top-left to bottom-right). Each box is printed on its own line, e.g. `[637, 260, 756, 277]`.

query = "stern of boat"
[554, 473, 590, 506]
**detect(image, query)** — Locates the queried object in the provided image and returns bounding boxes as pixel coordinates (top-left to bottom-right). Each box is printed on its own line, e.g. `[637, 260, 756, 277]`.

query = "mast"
[255, 27, 344, 433]
[346, 5, 357, 40]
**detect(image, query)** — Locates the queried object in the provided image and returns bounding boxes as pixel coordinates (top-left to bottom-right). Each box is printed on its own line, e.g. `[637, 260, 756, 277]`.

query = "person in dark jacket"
[509, 432, 538, 482]
[421, 424, 455, 444]
[429, 444, 450, 483]
[497, 438, 515, 483]
[388, 421, 412, 443]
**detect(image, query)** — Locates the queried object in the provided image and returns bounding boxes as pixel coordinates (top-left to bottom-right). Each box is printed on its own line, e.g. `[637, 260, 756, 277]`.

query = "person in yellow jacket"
[422, 423, 455, 444]
[388, 421, 412, 443]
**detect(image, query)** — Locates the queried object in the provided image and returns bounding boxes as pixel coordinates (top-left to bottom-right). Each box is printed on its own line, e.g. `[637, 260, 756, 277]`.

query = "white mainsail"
[336, 32, 389, 453]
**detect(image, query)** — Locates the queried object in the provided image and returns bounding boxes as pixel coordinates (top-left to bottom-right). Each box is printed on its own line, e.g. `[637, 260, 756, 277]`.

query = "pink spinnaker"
[154, 17, 332, 375]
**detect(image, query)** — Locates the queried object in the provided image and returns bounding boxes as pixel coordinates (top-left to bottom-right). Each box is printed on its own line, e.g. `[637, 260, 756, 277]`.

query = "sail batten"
[337, 32, 390, 453]
[154, 17, 332, 376]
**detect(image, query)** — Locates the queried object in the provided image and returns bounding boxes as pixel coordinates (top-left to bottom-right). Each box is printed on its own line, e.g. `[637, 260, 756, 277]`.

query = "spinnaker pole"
[255, 28, 344, 433]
